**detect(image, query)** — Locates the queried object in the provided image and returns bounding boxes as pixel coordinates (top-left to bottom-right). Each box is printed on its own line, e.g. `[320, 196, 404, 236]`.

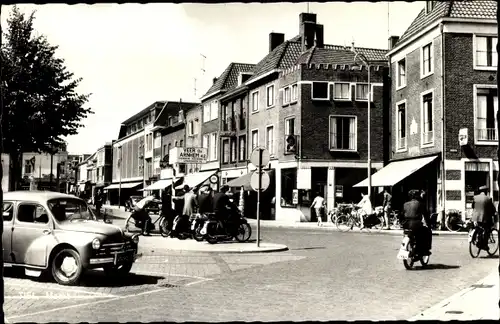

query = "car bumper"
[88, 249, 139, 267]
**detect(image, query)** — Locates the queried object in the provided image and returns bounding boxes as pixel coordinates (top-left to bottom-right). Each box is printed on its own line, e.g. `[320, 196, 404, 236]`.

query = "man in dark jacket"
[197, 185, 214, 214]
[212, 185, 237, 222]
[161, 186, 174, 231]
[472, 185, 497, 250]
[403, 189, 432, 255]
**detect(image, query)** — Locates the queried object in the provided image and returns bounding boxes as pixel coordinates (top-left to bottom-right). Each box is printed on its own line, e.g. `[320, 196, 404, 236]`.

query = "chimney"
[351, 42, 355, 52]
[269, 32, 285, 52]
[299, 12, 318, 52]
[388, 36, 400, 50]
[212, 77, 218, 84]
[314, 24, 324, 48]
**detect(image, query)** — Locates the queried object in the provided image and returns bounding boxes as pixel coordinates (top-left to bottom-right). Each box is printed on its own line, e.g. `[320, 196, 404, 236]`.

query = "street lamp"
[118, 146, 122, 209]
[353, 50, 372, 203]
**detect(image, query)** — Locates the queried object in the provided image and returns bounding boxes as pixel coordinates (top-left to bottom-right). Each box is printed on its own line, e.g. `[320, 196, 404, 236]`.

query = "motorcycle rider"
[471, 185, 497, 250]
[131, 195, 159, 236]
[213, 185, 239, 226]
[198, 185, 214, 214]
[402, 189, 432, 256]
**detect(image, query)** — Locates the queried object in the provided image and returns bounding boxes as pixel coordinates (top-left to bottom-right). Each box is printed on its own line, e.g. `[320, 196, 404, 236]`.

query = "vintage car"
[2, 191, 140, 286]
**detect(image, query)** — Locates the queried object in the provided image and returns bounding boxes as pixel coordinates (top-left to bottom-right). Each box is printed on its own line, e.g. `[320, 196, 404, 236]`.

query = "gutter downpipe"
[440, 22, 446, 229]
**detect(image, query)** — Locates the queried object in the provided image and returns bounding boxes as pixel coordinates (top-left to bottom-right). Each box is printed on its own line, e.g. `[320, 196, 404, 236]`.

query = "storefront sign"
[458, 128, 468, 146]
[335, 185, 343, 198]
[292, 189, 298, 204]
[297, 168, 311, 190]
[177, 147, 208, 164]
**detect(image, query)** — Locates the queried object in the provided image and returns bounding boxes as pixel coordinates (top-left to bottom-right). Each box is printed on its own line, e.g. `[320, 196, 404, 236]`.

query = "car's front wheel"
[103, 262, 133, 277]
[51, 248, 83, 286]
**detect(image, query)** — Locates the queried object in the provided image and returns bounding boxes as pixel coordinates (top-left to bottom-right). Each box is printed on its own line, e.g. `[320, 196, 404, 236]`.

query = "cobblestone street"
[4, 227, 497, 322]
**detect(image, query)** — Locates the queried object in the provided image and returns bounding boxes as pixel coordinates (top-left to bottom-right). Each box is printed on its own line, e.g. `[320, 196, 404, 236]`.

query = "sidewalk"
[246, 219, 468, 236]
[408, 270, 499, 320]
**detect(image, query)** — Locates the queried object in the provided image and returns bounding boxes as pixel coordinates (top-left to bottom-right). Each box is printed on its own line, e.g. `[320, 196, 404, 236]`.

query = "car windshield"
[47, 198, 96, 222]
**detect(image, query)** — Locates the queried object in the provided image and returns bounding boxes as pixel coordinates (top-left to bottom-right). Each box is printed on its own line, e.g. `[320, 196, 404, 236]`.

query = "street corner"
[136, 235, 289, 254]
[408, 270, 500, 321]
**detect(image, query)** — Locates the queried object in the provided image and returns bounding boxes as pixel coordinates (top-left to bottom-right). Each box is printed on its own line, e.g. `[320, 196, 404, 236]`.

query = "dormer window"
[238, 72, 253, 85]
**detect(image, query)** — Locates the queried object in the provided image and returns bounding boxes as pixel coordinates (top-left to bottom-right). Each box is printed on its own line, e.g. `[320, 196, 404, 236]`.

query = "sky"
[1, 2, 424, 155]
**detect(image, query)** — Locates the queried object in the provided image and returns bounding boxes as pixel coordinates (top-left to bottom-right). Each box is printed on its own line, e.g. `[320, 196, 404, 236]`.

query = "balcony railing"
[476, 128, 498, 141]
[397, 137, 407, 150]
[422, 131, 434, 145]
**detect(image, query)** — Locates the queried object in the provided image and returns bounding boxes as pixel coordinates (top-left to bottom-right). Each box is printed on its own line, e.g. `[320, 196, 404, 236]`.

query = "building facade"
[384, 0, 498, 220]
[184, 104, 203, 175]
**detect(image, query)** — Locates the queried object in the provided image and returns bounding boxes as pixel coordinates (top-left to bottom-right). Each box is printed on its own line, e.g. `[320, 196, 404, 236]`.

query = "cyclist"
[402, 189, 432, 256]
[471, 185, 497, 251]
[131, 195, 159, 235]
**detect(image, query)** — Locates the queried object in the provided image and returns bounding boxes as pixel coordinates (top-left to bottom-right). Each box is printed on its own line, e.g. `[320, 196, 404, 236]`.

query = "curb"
[138, 245, 289, 255]
[407, 270, 499, 321]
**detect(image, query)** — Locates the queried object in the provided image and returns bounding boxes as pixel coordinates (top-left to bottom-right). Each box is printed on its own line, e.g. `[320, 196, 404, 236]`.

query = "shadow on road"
[82, 270, 164, 287]
[480, 254, 499, 259]
[416, 264, 461, 271]
[290, 247, 326, 251]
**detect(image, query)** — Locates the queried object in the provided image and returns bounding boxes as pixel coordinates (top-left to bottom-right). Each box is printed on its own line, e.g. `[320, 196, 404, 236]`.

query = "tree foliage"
[1, 6, 93, 155]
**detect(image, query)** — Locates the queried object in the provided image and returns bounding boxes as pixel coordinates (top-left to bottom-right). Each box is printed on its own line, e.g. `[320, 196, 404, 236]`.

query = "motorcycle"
[397, 229, 431, 270]
[170, 214, 193, 240]
[200, 212, 252, 244]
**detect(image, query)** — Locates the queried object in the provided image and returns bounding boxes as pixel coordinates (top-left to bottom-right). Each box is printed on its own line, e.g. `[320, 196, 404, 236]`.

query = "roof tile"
[202, 63, 255, 99]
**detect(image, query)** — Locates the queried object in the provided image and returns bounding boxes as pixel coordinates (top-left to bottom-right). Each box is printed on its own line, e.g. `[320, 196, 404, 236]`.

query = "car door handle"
[42, 229, 52, 235]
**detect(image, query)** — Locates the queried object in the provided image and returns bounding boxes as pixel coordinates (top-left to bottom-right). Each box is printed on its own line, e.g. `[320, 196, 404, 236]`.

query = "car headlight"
[92, 238, 101, 250]
[132, 234, 140, 244]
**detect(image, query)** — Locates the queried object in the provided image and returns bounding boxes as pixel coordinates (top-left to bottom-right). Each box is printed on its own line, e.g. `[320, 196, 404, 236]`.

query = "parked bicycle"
[445, 209, 474, 232]
[468, 223, 499, 258]
[334, 203, 384, 232]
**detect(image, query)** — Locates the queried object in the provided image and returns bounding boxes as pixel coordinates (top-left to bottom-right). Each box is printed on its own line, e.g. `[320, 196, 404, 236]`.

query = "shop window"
[280, 168, 297, 207]
[464, 161, 491, 218]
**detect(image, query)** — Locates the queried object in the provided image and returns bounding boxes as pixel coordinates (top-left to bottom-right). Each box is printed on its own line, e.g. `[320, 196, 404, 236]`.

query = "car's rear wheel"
[103, 262, 133, 277]
[51, 248, 83, 286]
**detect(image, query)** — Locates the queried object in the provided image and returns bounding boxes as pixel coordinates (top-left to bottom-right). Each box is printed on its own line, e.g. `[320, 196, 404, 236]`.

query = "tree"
[1, 6, 93, 190]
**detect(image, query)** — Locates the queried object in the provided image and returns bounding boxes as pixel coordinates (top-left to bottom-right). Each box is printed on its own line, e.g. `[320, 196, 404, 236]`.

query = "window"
[312, 82, 329, 100]
[334, 83, 350, 100]
[421, 92, 434, 145]
[210, 100, 218, 121]
[475, 36, 498, 69]
[230, 138, 237, 162]
[48, 198, 95, 222]
[3, 202, 13, 221]
[222, 139, 230, 164]
[285, 117, 295, 135]
[167, 143, 171, 154]
[168, 116, 173, 126]
[397, 59, 406, 88]
[163, 144, 167, 156]
[329, 116, 356, 151]
[397, 102, 407, 150]
[252, 91, 259, 112]
[180, 140, 184, 147]
[355, 84, 369, 101]
[203, 103, 210, 122]
[239, 136, 246, 161]
[266, 85, 275, 107]
[251, 130, 259, 149]
[476, 87, 498, 142]
[175, 141, 178, 147]
[284, 86, 291, 104]
[291, 84, 298, 101]
[17, 204, 49, 224]
[266, 126, 275, 155]
[24, 159, 32, 174]
[421, 43, 433, 77]
[239, 98, 246, 130]
[210, 133, 218, 161]
[188, 120, 194, 135]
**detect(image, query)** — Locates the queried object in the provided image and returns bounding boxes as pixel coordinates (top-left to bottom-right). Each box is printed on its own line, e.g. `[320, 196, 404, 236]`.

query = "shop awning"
[227, 169, 275, 191]
[104, 181, 142, 190]
[175, 171, 216, 190]
[143, 178, 174, 191]
[353, 156, 438, 188]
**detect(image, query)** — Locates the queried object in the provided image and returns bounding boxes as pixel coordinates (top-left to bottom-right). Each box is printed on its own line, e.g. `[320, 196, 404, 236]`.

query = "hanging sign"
[458, 128, 468, 146]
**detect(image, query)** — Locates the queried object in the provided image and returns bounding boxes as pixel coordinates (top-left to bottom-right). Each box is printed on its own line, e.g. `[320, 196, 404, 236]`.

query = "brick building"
[362, 0, 498, 220]
[184, 104, 203, 175]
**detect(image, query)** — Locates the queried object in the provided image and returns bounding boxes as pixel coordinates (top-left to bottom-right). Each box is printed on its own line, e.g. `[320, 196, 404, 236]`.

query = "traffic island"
[137, 236, 289, 254]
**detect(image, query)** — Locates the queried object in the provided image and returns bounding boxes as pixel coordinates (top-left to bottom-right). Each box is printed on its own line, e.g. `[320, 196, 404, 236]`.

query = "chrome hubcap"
[60, 256, 77, 277]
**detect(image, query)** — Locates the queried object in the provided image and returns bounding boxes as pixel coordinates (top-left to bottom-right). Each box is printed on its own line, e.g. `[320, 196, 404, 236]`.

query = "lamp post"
[353, 51, 372, 202]
[118, 146, 122, 209]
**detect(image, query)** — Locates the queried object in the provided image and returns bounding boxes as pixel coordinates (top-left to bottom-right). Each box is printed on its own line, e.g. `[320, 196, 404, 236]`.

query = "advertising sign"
[178, 147, 208, 164]
[458, 128, 468, 146]
[335, 185, 343, 198]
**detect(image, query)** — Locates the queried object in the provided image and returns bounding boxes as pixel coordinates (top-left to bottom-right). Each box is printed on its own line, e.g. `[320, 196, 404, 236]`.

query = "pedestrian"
[161, 186, 174, 232]
[95, 189, 103, 219]
[311, 192, 325, 226]
[402, 189, 432, 256]
[471, 185, 497, 251]
[383, 187, 392, 230]
[182, 185, 199, 222]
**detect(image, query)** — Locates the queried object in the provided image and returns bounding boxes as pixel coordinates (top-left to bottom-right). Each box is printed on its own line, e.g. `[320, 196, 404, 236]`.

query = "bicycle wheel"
[335, 214, 350, 232]
[468, 229, 481, 258]
[159, 217, 171, 238]
[445, 214, 462, 232]
[347, 215, 360, 231]
[487, 229, 499, 256]
[329, 212, 336, 224]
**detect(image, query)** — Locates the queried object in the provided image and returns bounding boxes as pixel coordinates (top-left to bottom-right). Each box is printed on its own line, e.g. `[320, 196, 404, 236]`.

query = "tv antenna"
[200, 54, 206, 75]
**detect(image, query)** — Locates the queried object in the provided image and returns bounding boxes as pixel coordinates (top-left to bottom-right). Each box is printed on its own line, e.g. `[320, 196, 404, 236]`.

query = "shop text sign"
[178, 147, 207, 164]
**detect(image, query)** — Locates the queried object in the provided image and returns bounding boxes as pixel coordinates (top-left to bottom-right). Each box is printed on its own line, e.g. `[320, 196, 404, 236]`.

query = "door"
[11, 203, 52, 267]
[2, 201, 15, 262]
